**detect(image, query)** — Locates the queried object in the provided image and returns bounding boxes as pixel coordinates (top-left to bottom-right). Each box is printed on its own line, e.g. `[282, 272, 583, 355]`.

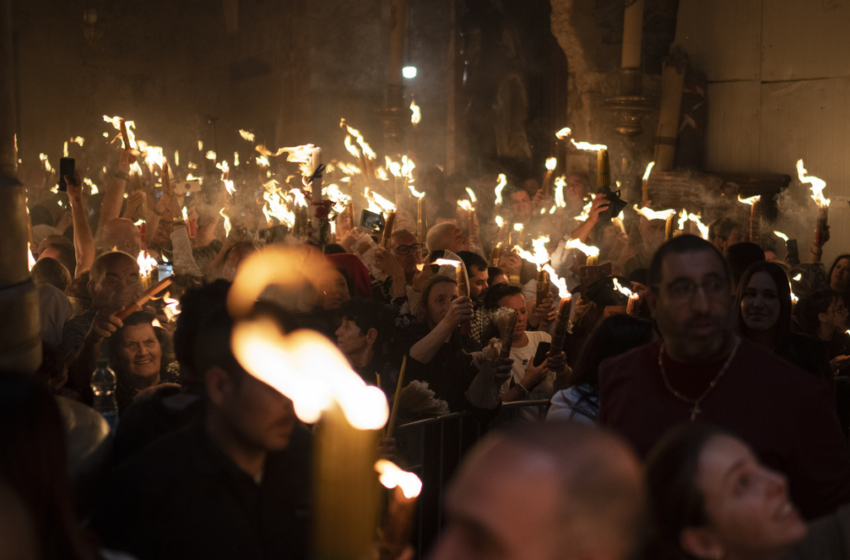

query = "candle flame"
[513, 223, 524, 232]
[63, 141, 69, 158]
[83, 178, 99, 195]
[612, 277, 633, 298]
[793, 273, 802, 281]
[151, 318, 164, 329]
[434, 258, 461, 267]
[465, 187, 477, 203]
[220, 208, 232, 237]
[239, 129, 255, 142]
[545, 157, 557, 171]
[344, 136, 361, 160]
[566, 238, 600, 257]
[256, 155, 270, 167]
[279, 143, 320, 177]
[163, 292, 181, 321]
[571, 139, 607, 151]
[136, 250, 158, 279]
[371, 191, 397, 213]
[198, 141, 203, 151]
[290, 188, 309, 208]
[796, 159, 830, 207]
[337, 161, 361, 175]
[206, 150, 217, 161]
[174, 150, 180, 166]
[495, 215, 504, 228]
[103, 115, 136, 147]
[410, 100, 421, 125]
[234, 152, 239, 167]
[71, 136, 84, 146]
[555, 127, 571, 140]
[774, 231, 789, 242]
[27, 243, 35, 271]
[376, 167, 389, 181]
[458, 199, 473, 211]
[554, 176, 567, 208]
[737, 194, 761, 205]
[409, 184, 426, 199]
[340, 120, 376, 160]
[642, 161, 655, 181]
[633, 205, 677, 221]
[791, 292, 799, 304]
[542, 263, 569, 299]
[401, 155, 415, 178]
[39, 153, 52, 172]
[513, 235, 550, 269]
[385, 157, 402, 177]
[375, 459, 422, 499]
[494, 173, 507, 205]
[576, 199, 594, 222]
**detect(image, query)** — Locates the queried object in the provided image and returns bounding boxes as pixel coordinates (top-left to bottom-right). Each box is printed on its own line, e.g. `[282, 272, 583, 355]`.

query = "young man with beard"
[458, 251, 489, 345]
[598, 235, 850, 520]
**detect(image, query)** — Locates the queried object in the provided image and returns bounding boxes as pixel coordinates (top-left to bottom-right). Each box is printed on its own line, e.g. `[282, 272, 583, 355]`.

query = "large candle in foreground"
[376, 460, 422, 560]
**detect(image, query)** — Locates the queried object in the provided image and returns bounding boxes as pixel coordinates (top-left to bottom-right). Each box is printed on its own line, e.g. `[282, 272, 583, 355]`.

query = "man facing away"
[91, 307, 311, 560]
[598, 235, 850, 520]
[430, 422, 645, 560]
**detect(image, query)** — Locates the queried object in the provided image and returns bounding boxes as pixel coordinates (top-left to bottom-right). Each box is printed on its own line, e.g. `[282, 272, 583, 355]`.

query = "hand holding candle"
[375, 459, 422, 560]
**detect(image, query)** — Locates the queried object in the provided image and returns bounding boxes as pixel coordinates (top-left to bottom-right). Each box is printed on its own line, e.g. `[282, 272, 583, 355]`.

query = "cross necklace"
[658, 338, 740, 421]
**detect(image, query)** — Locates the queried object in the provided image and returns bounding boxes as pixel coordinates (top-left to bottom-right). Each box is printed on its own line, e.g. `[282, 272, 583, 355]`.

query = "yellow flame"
[375, 460, 422, 498]
[340, 120, 376, 160]
[344, 136, 361, 160]
[138, 142, 166, 170]
[163, 292, 181, 321]
[234, 152, 240, 167]
[410, 100, 421, 125]
[401, 155, 415, 178]
[256, 155, 270, 167]
[27, 242, 36, 271]
[103, 115, 136, 146]
[555, 127, 571, 140]
[495, 215, 504, 228]
[514, 223, 524, 232]
[136, 250, 158, 279]
[737, 194, 761, 205]
[224, 180, 236, 195]
[554, 176, 567, 208]
[63, 141, 69, 158]
[458, 199, 473, 211]
[494, 173, 507, 205]
[290, 188, 308, 208]
[796, 159, 830, 207]
[513, 235, 550, 268]
[791, 292, 799, 304]
[566, 238, 600, 257]
[182, 207, 189, 222]
[465, 187, 477, 203]
[174, 150, 180, 166]
[576, 199, 594, 222]
[220, 208, 231, 237]
[793, 273, 802, 281]
[198, 140, 203, 151]
[83, 178, 99, 195]
[239, 129, 255, 142]
[642, 161, 655, 181]
[385, 157, 402, 177]
[409, 184, 426, 199]
[206, 150, 216, 161]
[39, 153, 52, 172]
[774, 231, 789, 242]
[545, 157, 557, 171]
[71, 136, 84, 146]
[279, 143, 320, 177]
[633, 205, 677, 221]
[152, 318, 164, 329]
[686, 213, 710, 239]
[612, 277, 633, 298]
[434, 258, 461, 267]
[571, 139, 607, 151]
[375, 167, 388, 181]
[542, 263, 569, 299]
[371, 191, 397, 213]
[217, 160, 230, 175]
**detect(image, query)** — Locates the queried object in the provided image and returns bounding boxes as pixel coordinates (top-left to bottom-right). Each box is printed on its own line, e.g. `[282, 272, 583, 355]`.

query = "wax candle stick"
[627, 293, 640, 316]
[457, 265, 471, 335]
[375, 460, 422, 560]
[382, 211, 397, 249]
[490, 243, 502, 267]
[536, 269, 550, 308]
[117, 277, 173, 320]
[549, 296, 572, 358]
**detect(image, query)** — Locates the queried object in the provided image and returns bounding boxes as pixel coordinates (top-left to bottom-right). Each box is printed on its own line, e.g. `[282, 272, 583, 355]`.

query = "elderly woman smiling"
[107, 311, 179, 413]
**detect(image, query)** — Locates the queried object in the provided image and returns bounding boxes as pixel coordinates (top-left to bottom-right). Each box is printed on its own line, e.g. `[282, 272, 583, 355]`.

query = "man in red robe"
[599, 235, 850, 520]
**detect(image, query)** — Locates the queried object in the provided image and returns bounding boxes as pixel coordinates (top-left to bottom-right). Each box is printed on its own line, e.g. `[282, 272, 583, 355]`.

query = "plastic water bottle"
[91, 359, 118, 432]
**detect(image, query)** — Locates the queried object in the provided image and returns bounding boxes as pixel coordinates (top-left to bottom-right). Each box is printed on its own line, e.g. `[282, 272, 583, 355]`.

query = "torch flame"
[162, 292, 181, 321]
[774, 231, 789, 242]
[340, 120, 376, 160]
[375, 167, 389, 181]
[434, 258, 461, 267]
[136, 250, 158, 279]
[279, 143, 320, 177]
[385, 157, 402, 177]
[555, 127, 571, 140]
[410, 100, 421, 125]
[633, 205, 677, 221]
[371, 191, 397, 213]
[206, 151, 217, 161]
[566, 238, 600, 258]
[409, 184, 426, 199]
[793, 273, 802, 282]
[401, 155, 415, 178]
[612, 277, 633, 298]
[220, 208, 232, 237]
[103, 115, 136, 147]
[554, 176, 567, 208]
[290, 188, 309, 208]
[796, 159, 830, 207]
[375, 459, 422, 499]
[465, 187, 477, 203]
[239, 129, 255, 142]
[494, 174, 508, 206]
[513, 236, 550, 269]
[571, 140, 607, 151]
[458, 199, 473, 211]
[495, 215, 504, 228]
[737, 194, 761, 205]
[344, 136, 361, 160]
[151, 318, 164, 329]
[545, 157, 557, 171]
[576, 199, 594, 222]
[542, 263, 569, 299]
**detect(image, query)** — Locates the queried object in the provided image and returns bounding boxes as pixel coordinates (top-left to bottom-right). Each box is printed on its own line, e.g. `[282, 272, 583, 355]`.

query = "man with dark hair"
[708, 217, 744, 256]
[336, 299, 397, 392]
[430, 422, 645, 560]
[92, 306, 311, 560]
[458, 250, 489, 344]
[599, 235, 850, 520]
[31, 256, 72, 293]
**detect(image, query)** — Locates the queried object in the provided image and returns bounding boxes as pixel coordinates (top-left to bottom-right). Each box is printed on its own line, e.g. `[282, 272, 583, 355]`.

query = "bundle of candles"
[796, 159, 830, 246]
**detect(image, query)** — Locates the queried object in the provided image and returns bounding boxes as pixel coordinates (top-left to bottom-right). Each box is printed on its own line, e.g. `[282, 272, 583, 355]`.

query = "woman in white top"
[547, 314, 655, 424]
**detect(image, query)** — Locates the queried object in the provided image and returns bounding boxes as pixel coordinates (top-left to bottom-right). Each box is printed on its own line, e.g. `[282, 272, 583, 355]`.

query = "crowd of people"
[7, 133, 850, 560]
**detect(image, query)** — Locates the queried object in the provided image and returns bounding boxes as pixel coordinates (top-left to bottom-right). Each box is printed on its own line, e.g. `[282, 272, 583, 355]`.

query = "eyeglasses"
[393, 244, 424, 257]
[662, 276, 730, 303]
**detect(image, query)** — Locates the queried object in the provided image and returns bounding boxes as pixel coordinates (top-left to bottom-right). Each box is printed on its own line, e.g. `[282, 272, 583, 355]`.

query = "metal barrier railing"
[393, 399, 551, 558]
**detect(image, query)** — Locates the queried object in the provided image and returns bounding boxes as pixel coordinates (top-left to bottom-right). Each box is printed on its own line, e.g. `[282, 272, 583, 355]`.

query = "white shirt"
[501, 330, 555, 401]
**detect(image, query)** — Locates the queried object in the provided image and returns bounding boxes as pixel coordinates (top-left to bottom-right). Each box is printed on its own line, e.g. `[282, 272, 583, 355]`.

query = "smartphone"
[533, 342, 552, 367]
[360, 209, 385, 232]
[58, 157, 75, 192]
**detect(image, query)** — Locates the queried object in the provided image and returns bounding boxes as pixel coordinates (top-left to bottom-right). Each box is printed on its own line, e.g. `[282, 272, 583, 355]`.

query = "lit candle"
[549, 295, 572, 359]
[457, 264, 471, 335]
[375, 459, 422, 560]
[665, 214, 675, 241]
[641, 161, 655, 205]
[597, 149, 610, 189]
[541, 157, 556, 197]
[627, 292, 640, 316]
[490, 243, 502, 267]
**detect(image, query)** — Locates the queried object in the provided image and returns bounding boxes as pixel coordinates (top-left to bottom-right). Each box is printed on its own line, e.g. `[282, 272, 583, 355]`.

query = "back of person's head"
[648, 235, 729, 290]
[457, 250, 487, 274]
[174, 280, 231, 382]
[340, 299, 395, 353]
[30, 204, 54, 227]
[0, 373, 89, 560]
[434, 422, 645, 560]
[488, 266, 506, 286]
[483, 282, 523, 310]
[31, 257, 72, 292]
[726, 242, 765, 290]
[708, 218, 740, 243]
[569, 315, 655, 389]
[798, 287, 841, 335]
[323, 243, 347, 255]
[425, 222, 457, 252]
[192, 245, 217, 275]
[736, 261, 792, 346]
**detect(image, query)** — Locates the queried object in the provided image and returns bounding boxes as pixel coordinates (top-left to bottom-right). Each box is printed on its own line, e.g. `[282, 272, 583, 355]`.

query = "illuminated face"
[740, 272, 781, 333]
[468, 266, 489, 301]
[631, 282, 649, 300]
[318, 269, 351, 311]
[565, 174, 589, 205]
[391, 231, 424, 276]
[831, 258, 850, 292]
[335, 318, 371, 361]
[498, 293, 528, 340]
[650, 250, 732, 362]
[426, 282, 458, 328]
[91, 257, 141, 312]
[509, 191, 532, 222]
[120, 323, 162, 379]
[686, 435, 807, 560]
